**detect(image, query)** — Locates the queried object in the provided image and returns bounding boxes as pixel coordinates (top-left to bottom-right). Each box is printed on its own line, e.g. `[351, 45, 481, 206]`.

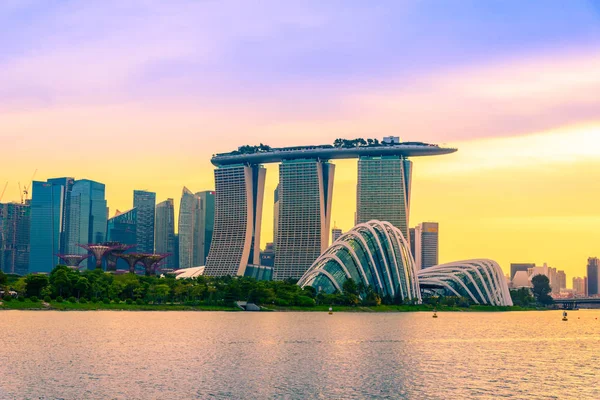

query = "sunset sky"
[1, 1, 599, 282]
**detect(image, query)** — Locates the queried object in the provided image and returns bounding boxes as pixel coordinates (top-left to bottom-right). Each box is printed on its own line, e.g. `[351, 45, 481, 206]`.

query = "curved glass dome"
[298, 220, 421, 302]
[417, 259, 513, 306]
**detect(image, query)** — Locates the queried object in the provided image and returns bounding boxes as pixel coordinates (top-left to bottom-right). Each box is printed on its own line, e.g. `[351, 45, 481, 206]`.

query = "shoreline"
[0, 301, 542, 312]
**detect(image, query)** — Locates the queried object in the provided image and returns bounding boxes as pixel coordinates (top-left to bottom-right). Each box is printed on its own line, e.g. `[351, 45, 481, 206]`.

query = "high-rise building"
[573, 277, 586, 296]
[193, 190, 215, 267]
[274, 160, 335, 280]
[205, 165, 266, 276]
[29, 180, 66, 273]
[67, 179, 107, 268]
[414, 222, 439, 270]
[557, 270, 566, 290]
[510, 263, 535, 280]
[273, 185, 279, 249]
[155, 199, 176, 269]
[107, 208, 136, 270]
[46, 177, 75, 255]
[409, 227, 416, 261]
[0, 202, 30, 275]
[587, 257, 599, 296]
[356, 156, 412, 239]
[332, 226, 342, 243]
[107, 208, 137, 245]
[178, 187, 197, 269]
[133, 190, 156, 254]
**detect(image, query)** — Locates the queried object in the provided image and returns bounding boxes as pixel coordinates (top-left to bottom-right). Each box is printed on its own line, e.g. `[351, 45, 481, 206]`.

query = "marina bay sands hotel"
[204, 138, 456, 280]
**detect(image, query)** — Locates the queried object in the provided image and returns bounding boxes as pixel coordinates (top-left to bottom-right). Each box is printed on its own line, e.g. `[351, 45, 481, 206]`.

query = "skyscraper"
[46, 177, 74, 255]
[193, 190, 215, 267]
[106, 208, 137, 245]
[155, 198, 176, 269]
[29, 180, 66, 273]
[557, 270, 566, 290]
[67, 179, 107, 268]
[0, 202, 30, 275]
[331, 225, 342, 243]
[133, 190, 156, 254]
[107, 208, 136, 270]
[409, 227, 416, 260]
[587, 257, 599, 296]
[414, 222, 439, 270]
[573, 277, 586, 296]
[205, 165, 266, 276]
[273, 160, 335, 280]
[273, 185, 279, 249]
[356, 156, 412, 239]
[178, 187, 197, 269]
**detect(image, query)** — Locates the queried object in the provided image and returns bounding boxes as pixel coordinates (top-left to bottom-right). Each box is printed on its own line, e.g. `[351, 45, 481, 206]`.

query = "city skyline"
[1, 1, 599, 279]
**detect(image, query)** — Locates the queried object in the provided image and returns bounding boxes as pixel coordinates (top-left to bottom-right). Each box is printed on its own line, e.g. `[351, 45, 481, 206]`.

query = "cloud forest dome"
[298, 220, 421, 302]
[417, 260, 513, 306]
[211, 139, 456, 166]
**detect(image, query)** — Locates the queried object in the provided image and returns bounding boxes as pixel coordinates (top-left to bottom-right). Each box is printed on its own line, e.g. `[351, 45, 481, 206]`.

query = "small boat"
[562, 310, 568, 321]
[328, 307, 333, 315]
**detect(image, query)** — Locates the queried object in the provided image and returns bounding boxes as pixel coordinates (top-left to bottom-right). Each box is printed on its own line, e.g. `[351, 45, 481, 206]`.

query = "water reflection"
[0, 311, 599, 399]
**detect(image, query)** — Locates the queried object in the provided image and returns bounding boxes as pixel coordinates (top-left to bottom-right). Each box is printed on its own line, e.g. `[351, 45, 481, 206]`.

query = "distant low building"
[260, 243, 275, 267]
[512, 271, 531, 288]
[572, 277, 586, 296]
[510, 263, 534, 281]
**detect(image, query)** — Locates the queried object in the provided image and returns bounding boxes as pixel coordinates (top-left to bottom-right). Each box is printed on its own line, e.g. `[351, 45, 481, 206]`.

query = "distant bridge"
[553, 297, 600, 309]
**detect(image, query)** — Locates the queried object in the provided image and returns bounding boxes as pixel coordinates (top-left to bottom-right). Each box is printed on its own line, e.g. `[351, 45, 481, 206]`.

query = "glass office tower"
[133, 190, 156, 254]
[356, 156, 412, 239]
[107, 208, 137, 270]
[155, 198, 176, 269]
[193, 190, 215, 267]
[29, 181, 65, 273]
[178, 187, 197, 269]
[67, 179, 107, 269]
[273, 160, 335, 280]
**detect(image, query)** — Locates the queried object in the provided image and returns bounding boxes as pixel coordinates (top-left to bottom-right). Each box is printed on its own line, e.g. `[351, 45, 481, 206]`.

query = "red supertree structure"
[77, 244, 117, 269]
[102, 242, 135, 271]
[56, 254, 90, 269]
[139, 254, 171, 276]
[117, 253, 148, 274]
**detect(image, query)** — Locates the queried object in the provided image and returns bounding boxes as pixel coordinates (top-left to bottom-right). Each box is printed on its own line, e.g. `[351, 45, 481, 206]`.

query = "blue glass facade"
[133, 190, 156, 254]
[67, 180, 107, 269]
[29, 181, 65, 273]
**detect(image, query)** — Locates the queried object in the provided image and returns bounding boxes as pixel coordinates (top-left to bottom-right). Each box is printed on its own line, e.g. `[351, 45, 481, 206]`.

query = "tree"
[510, 288, 534, 307]
[25, 274, 50, 297]
[531, 275, 554, 305]
[342, 278, 360, 305]
[75, 277, 90, 299]
[0, 270, 7, 286]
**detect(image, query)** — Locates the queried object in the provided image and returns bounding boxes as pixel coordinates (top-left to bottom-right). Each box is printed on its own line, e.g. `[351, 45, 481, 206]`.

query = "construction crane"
[0, 181, 7, 202]
[22, 168, 37, 203]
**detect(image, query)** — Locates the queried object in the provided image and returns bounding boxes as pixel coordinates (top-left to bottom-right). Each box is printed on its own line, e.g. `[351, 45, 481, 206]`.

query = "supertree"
[117, 253, 149, 274]
[102, 242, 135, 271]
[77, 244, 117, 269]
[55, 254, 90, 269]
[139, 254, 171, 276]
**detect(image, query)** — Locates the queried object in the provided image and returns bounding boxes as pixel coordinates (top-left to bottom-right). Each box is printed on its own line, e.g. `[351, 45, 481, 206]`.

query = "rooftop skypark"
[211, 137, 456, 166]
